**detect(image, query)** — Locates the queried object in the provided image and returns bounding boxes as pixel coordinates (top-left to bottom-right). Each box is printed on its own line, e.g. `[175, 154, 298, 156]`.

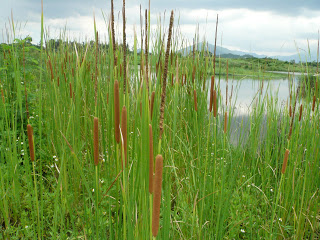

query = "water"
[209, 77, 299, 116]
[207, 76, 299, 145]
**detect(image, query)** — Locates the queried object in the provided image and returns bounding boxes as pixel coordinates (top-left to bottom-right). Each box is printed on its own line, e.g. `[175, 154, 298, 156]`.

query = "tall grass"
[0, 3, 319, 239]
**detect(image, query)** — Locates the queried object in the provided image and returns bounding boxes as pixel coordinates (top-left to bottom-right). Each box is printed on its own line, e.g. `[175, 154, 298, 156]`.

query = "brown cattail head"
[193, 90, 198, 111]
[299, 104, 303, 121]
[93, 117, 99, 166]
[121, 106, 127, 168]
[213, 89, 217, 118]
[281, 149, 290, 174]
[312, 95, 316, 112]
[114, 80, 120, 144]
[149, 124, 154, 194]
[152, 154, 164, 237]
[159, 10, 174, 139]
[289, 105, 292, 117]
[224, 111, 228, 133]
[69, 82, 72, 98]
[150, 91, 155, 119]
[27, 124, 35, 162]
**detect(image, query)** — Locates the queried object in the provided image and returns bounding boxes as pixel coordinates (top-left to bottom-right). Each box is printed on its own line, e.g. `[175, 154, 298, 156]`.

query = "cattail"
[312, 95, 316, 112]
[289, 105, 292, 117]
[114, 80, 120, 144]
[121, 106, 127, 168]
[224, 111, 228, 134]
[149, 124, 154, 194]
[213, 89, 217, 118]
[123, 0, 127, 93]
[27, 124, 35, 162]
[93, 117, 99, 166]
[152, 154, 164, 237]
[150, 91, 155, 119]
[57, 76, 60, 87]
[299, 104, 303, 121]
[1, 87, 4, 104]
[69, 82, 72, 98]
[159, 10, 174, 139]
[111, 0, 117, 67]
[281, 149, 290, 174]
[193, 90, 198, 111]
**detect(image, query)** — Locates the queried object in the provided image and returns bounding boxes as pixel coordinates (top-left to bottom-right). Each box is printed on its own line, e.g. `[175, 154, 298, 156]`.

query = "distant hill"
[179, 42, 317, 62]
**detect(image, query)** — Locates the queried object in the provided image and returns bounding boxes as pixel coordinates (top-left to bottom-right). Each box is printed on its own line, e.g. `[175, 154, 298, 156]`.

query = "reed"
[93, 117, 99, 166]
[152, 154, 163, 237]
[121, 106, 127, 167]
[27, 124, 35, 162]
[209, 75, 214, 112]
[159, 10, 174, 139]
[145, 9, 149, 91]
[149, 124, 154, 194]
[114, 80, 120, 144]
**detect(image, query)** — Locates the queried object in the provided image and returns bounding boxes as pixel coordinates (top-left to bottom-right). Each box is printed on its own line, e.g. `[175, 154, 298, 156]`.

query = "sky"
[1, 0, 320, 57]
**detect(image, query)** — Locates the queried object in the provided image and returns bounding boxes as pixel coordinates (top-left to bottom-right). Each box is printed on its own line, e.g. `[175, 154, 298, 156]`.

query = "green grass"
[0, 5, 319, 240]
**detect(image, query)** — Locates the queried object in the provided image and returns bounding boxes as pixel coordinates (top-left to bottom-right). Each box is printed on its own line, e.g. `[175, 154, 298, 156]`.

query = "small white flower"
[247, 184, 251, 188]
[242, 175, 245, 178]
[102, 158, 105, 163]
[25, 225, 29, 229]
[100, 179, 104, 184]
[241, 229, 245, 233]
[51, 165, 54, 168]
[21, 142, 23, 145]
[270, 188, 273, 192]
[53, 155, 56, 159]
[279, 218, 282, 222]
[92, 188, 95, 192]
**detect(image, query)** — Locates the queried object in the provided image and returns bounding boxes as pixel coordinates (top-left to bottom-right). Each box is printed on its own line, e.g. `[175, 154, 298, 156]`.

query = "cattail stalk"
[93, 117, 99, 166]
[281, 149, 290, 174]
[150, 91, 155, 119]
[224, 111, 228, 134]
[213, 89, 217, 118]
[122, 0, 127, 93]
[114, 80, 120, 143]
[149, 124, 154, 194]
[159, 10, 174, 139]
[193, 90, 198, 111]
[152, 154, 164, 237]
[121, 106, 127, 168]
[209, 75, 214, 112]
[145, 9, 149, 91]
[95, 31, 99, 106]
[27, 124, 35, 162]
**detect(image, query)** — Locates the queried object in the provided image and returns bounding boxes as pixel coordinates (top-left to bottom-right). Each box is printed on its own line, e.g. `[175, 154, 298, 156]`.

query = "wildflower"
[241, 229, 245, 233]
[92, 188, 95, 192]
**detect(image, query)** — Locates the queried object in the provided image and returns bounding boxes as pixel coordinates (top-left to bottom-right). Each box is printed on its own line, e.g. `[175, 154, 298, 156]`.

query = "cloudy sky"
[1, 0, 319, 57]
